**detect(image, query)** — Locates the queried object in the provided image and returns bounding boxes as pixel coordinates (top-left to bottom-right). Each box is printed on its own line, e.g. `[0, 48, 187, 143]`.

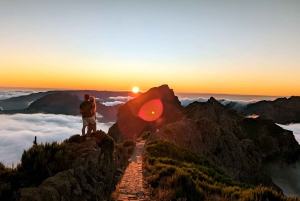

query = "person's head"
[84, 94, 90, 101]
[89, 96, 95, 102]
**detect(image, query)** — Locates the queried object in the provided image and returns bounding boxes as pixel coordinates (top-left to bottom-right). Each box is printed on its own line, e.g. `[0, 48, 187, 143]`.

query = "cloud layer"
[266, 160, 300, 196]
[102, 96, 134, 106]
[0, 114, 113, 167]
[267, 123, 300, 196]
[0, 90, 34, 100]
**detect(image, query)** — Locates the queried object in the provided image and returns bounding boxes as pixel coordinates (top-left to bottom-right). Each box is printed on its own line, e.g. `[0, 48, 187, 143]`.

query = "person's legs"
[86, 117, 96, 134]
[87, 124, 92, 134]
[82, 125, 87, 135]
[94, 123, 96, 133]
[82, 118, 89, 136]
[87, 123, 96, 134]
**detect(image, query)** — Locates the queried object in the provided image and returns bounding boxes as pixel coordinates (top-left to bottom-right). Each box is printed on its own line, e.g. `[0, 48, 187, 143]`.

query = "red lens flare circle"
[138, 99, 163, 122]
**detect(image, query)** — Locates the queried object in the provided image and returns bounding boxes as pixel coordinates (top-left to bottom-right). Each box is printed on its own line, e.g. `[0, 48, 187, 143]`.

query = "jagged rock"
[148, 96, 300, 189]
[108, 84, 184, 143]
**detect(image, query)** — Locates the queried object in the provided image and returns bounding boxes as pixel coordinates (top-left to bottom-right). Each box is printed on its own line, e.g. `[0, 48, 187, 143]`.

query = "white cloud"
[108, 96, 134, 101]
[100, 96, 134, 106]
[179, 97, 208, 106]
[0, 114, 113, 167]
[0, 90, 34, 100]
[102, 101, 124, 106]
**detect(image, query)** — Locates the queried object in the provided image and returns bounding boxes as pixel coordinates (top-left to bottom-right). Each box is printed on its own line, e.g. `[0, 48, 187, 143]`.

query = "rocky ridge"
[110, 85, 300, 189]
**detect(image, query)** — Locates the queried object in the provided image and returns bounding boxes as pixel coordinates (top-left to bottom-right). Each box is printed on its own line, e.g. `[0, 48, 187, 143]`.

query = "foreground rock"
[20, 132, 118, 201]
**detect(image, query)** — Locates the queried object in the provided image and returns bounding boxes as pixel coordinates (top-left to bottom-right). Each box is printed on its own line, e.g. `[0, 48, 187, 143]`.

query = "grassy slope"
[144, 139, 299, 201]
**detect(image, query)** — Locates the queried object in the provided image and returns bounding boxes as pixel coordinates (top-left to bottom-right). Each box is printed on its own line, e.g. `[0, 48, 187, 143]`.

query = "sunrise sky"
[1, 1, 300, 96]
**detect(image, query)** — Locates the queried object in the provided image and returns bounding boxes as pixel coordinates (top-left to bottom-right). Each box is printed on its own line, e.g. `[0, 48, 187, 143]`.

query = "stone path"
[117, 140, 151, 201]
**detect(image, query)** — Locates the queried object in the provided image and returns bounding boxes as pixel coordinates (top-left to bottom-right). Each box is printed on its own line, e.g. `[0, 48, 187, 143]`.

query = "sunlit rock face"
[108, 84, 184, 143]
[149, 97, 300, 189]
[242, 96, 300, 124]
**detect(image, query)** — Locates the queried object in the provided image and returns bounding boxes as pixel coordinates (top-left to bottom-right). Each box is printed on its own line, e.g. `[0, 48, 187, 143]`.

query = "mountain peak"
[108, 85, 184, 142]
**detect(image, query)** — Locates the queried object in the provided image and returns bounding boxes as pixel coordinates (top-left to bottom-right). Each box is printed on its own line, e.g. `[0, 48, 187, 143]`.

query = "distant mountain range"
[1, 89, 300, 125]
[0, 90, 140, 122]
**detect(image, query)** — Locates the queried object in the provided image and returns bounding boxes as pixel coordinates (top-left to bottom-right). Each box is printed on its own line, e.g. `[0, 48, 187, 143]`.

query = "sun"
[132, 87, 139, 93]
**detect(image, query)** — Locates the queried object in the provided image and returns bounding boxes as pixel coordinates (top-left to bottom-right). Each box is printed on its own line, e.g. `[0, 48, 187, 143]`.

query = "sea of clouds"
[0, 90, 35, 100]
[0, 113, 113, 167]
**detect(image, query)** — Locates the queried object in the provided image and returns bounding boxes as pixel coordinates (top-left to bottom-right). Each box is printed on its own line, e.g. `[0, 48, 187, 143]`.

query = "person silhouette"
[79, 94, 96, 136]
[89, 96, 97, 133]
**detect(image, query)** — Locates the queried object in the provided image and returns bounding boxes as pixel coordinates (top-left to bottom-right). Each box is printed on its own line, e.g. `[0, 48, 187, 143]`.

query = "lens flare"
[138, 99, 163, 121]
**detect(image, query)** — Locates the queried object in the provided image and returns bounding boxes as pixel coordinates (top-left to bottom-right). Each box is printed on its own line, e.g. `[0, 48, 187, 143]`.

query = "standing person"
[89, 96, 97, 133]
[79, 94, 96, 136]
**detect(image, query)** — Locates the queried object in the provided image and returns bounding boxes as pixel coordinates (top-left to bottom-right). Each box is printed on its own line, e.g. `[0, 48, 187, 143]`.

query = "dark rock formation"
[241, 96, 300, 124]
[148, 96, 300, 189]
[25, 92, 81, 115]
[238, 117, 300, 164]
[107, 85, 184, 143]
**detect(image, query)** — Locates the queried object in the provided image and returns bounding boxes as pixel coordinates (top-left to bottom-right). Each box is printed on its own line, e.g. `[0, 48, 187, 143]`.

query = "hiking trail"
[117, 140, 151, 201]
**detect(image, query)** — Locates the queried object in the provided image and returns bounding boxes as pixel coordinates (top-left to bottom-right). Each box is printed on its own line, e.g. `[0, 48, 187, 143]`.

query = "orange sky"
[1, 1, 300, 96]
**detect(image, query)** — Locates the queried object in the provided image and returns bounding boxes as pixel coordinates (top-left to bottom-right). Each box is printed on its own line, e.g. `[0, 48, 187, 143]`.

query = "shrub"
[0, 162, 5, 171]
[140, 131, 150, 140]
[126, 146, 135, 155]
[19, 141, 70, 186]
[123, 139, 136, 148]
[96, 131, 115, 160]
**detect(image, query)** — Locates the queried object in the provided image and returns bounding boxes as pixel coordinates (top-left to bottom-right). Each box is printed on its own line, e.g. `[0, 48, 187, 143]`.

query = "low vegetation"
[144, 139, 300, 201]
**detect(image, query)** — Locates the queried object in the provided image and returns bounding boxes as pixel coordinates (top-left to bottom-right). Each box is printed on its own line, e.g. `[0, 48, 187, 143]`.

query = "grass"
[144, 139, 300, 201]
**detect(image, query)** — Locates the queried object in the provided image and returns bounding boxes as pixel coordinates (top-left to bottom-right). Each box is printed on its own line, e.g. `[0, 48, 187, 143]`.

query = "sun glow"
[132, 87, 139, 93]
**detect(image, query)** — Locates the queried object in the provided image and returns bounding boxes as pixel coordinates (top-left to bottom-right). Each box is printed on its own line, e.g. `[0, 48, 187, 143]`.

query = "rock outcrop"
[241, 96, 300, 124]
[108, 85, 184, 143]
[20, 132, 119, 201]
